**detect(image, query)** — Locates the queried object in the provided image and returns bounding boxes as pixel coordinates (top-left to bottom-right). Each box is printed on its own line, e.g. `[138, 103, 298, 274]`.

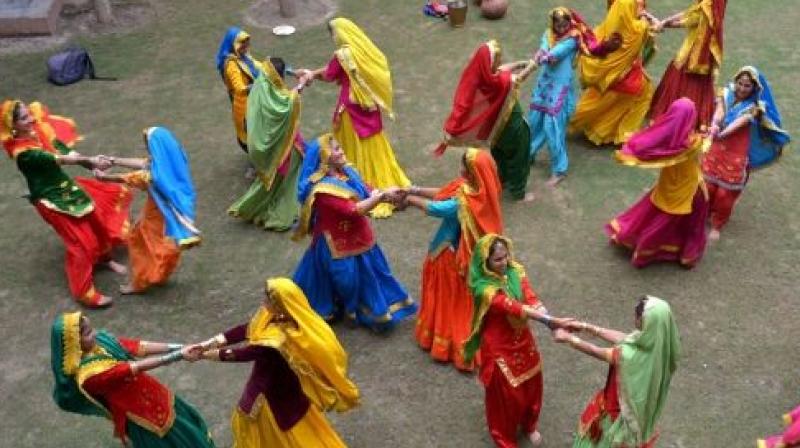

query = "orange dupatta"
[454, 148, 504, 274]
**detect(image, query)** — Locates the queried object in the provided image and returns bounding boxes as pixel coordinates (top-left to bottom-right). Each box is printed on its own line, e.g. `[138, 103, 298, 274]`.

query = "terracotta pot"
[480, 0, 508, 20]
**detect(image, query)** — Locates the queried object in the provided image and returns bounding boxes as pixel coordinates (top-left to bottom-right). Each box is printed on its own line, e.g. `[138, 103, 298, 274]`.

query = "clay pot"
[480, 0, 508, 20]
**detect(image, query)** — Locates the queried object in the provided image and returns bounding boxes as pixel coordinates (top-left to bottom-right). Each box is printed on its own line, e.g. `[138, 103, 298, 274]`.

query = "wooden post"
[93, 0, 114, 23]
[277, 0, 296, 18]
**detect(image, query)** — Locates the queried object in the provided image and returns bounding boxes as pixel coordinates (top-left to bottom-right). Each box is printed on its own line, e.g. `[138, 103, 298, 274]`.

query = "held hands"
[180, 344, 204, 362]
[380, 187, 409, 206]
[91, 155, 114, 170]
[551, 327, 573, 343]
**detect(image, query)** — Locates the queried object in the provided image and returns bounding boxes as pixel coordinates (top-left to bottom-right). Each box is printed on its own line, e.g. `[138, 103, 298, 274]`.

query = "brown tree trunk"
[93, 0, 114, 23]
[277, 0, 296, 18]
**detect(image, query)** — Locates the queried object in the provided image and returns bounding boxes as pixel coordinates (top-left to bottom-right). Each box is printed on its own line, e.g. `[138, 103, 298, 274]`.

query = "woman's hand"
[91, 155, 114, 170]
[92, 168, 108, 179]
[549, 316, 577, 329]
[181, 344, 204, 362]
[551, 327, 573, 343]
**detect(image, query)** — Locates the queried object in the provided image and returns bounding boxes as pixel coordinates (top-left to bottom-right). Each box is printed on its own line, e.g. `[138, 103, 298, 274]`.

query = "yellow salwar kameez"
[231, 402, 346, 448]
[321, 18, 411, 218]
[209, 278, 360, 448]
[570, 0, 655, 145]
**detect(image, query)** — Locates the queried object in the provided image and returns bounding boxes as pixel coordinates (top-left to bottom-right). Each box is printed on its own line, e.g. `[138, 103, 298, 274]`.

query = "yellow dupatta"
[578, 0, 652, 92]
[673, 0, 723, 75]
[247, 278, 360, 412]
[330, 18, 394, 118]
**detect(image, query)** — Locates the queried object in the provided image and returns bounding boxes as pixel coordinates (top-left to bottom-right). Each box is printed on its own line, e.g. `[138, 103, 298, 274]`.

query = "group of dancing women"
[3, 0, 793, 446]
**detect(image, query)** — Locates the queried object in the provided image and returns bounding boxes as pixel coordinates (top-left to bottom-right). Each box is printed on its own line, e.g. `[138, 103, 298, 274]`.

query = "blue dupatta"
[722, 66, 790, 169]
[293, 134, 370, 240]
[145, 127, 201, 247]
[216, 26, 262, 79]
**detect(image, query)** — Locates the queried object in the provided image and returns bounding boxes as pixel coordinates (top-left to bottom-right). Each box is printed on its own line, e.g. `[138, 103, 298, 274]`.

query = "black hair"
[635, 295, 648, 319]
[269, 57, 286, 79]
[487, 237, 508, 259]
[11, 101, 22, 124]
[735, 71, 754, 83]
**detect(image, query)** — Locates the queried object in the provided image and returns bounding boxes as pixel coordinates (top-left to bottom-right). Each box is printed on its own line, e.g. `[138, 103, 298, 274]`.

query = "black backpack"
[47, 47, 116, 86]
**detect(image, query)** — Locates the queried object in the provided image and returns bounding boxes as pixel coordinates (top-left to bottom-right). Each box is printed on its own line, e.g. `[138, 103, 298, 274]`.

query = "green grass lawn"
[1, 0, 798, 446]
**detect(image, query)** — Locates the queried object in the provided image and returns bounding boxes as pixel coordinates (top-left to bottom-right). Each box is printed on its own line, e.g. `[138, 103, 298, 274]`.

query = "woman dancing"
[51, 311, 215, 447]
[465, 234, 572, 447]
[701, 66, 790, 241]
[94, 127, 201, 294]
[1, 100, 131, 307]
[437, 40, 538, 201]
[296, 18, 410, 217]
[605, 98, 709, 268]
[569, 0, 658, 146]
[402, 148, 503, 370]
[188, 277, 359, 448]
[553, 296, 681, 448]
[291, 134, 416, 330]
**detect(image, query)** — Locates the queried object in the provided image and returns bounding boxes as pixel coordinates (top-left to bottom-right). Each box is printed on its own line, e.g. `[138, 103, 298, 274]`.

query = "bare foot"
[119, 283, 136, 295]
[106, 260, 128, 275]
[708, 229, 721, 242]
[86, 295, 113, 309]
[529, 430, 542, 447]
[523, 191, 536, 202]
[545, 174, 564, 188]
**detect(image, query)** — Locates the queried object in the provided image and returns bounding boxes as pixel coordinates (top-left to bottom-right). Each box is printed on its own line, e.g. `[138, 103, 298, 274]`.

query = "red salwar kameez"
[1, 101, 131, 306]
[478, 277, 544, 448]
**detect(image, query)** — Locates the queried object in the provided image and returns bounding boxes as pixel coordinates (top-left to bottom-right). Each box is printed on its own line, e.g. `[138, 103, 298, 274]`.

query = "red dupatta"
[435, 41, 513, 155]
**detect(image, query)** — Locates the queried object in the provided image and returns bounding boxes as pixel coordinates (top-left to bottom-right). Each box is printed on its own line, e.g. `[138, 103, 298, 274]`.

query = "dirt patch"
[0, 0, 156, 56]
[243, 0, 337, 31]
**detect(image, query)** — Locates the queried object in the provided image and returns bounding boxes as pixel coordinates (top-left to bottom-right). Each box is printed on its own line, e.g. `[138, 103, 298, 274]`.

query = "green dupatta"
[463, 234, 525, 362]
[606, 297, 681, 446]
[246, 61, 301, 189]
[51, 312, 132, 417]
[228, 60, 302, 230]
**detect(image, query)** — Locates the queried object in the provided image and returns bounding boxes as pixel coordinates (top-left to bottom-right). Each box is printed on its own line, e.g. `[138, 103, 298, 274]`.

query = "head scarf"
[436, 41, 514, 155]
[216, 27, 261, 79]
[246, 61, 301, 189]
[578, 0, 652, 92]
[622, 97, 698, 161]
[722, 66, 790, 169]
[145, 127, 201, 248]
[463, 234, 525, 362]
[246, 278, 360, 411]
[330, 18, 393, 117]
[50, 312, 131, 417]
[293, 134, 370, 240]
[2, 100, 81, 158]
[454, 148, 504, 274]
[606, 296, 681, 446]
[548, 7, 611, 57]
